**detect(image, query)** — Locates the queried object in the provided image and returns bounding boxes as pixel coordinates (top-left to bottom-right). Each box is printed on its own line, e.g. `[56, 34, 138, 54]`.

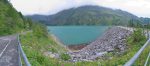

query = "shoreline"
[50, 34, 90, 52]
[50, 34, 71, 52]
[50, 26, 133, 62]
[51, 34, 87, 52]
[68, 43, 88, 50]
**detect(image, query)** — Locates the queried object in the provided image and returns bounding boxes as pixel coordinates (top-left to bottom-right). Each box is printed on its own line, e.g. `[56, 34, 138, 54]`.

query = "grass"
[20, 29, 148, 66]
[133, 43, 150, 66]
[20, 32, 68, 66]
[60, 53, 71, 61]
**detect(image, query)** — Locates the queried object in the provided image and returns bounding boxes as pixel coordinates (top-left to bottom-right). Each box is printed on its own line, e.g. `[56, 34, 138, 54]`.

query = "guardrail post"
[18, 43, 22, 66]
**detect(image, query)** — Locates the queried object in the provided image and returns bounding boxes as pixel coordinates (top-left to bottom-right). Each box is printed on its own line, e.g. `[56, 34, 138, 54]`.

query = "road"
[0, 35, 19, 66]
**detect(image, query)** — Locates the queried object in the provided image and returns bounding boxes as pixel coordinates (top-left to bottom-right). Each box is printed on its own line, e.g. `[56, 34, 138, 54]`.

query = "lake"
[48, 26, 109, 45]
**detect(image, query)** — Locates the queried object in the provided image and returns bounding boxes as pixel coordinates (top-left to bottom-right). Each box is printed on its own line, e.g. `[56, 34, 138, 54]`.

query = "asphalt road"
[0, 35, 19, 66]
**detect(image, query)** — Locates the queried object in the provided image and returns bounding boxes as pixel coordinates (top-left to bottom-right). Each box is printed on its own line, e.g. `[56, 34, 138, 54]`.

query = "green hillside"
[0, 0, 68, 65]
[0, 0, 29, 35]
[0, 0, 47, 37]
[27, 5, 140, 26]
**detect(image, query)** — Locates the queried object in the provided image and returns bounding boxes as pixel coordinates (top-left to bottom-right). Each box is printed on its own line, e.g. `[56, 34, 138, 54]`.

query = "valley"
[0, 0, 150, 66]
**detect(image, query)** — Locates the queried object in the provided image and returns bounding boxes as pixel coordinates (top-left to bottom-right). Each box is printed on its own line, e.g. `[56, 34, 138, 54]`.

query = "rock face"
[69, 27, 132, 62]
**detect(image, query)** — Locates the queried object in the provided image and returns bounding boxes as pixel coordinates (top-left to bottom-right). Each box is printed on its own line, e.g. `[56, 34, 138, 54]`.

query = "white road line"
[0, 38, 4, 40]
[0, 38, 10, 41]
[0, 40, 11, 58]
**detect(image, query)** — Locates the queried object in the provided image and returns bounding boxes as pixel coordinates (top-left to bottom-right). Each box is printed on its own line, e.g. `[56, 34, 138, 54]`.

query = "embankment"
[69, 27, 132, 62]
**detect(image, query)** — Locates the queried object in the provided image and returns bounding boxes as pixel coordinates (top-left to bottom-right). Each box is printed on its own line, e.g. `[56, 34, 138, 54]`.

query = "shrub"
[60, 53, 71, 61]
[32, 23, 48, 38]
[132, 29, 146, 42]
[127, 28, 146, 46]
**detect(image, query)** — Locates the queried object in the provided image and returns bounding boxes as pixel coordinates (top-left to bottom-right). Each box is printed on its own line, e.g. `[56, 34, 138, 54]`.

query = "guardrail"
[17, 34, 31, 66]
[144, 50, 150, 66]
[124, 33, 150, 66]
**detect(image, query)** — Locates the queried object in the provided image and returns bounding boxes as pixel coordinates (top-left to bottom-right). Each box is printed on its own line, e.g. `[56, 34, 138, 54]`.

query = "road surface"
[0, 35, 19, 66]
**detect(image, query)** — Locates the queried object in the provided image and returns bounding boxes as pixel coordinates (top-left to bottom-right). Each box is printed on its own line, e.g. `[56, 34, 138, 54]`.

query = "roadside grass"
[20, 32, 68, 66]
[133, 43, 150, 66]
[20, 28, 148, 66]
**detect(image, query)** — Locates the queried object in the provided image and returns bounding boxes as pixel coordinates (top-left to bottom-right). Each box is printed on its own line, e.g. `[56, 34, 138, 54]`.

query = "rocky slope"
[69, 27, 132, 62]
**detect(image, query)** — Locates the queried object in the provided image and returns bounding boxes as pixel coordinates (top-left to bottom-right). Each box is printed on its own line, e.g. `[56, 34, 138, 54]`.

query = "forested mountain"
[27, 5, 141, 26]
[140, 17, 150, 24]
[0, 0, 32, 35]
[0, 0, 47, 37]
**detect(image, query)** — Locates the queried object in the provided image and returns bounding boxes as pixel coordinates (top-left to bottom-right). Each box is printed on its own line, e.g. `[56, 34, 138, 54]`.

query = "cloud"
[93, 0, 150, 17]
[10, 0, 150, 17]
[10, 0, 95, 15]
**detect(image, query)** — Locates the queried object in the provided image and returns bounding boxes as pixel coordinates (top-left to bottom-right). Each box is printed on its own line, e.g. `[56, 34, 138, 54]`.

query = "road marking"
[0, 40, 11, 58]
[0, 38, 10, 40]
[0, 38, 9, 41]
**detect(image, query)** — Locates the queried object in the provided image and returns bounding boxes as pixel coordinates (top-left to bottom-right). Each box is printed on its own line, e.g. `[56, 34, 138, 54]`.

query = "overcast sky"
[10, 0, 150, 17]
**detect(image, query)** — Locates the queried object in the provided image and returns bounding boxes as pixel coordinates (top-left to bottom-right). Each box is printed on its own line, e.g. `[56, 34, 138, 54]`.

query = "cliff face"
[69, 27, 132, 62]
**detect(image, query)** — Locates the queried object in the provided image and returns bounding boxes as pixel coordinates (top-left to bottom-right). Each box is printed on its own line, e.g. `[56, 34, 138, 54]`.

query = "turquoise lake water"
[48, 26, 109, 45]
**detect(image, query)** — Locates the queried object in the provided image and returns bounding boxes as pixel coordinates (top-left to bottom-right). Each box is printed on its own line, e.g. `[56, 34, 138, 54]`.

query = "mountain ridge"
[27, 5, 146, 26]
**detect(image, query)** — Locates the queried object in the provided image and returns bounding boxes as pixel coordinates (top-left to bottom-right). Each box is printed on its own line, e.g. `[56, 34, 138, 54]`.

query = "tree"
[128, 19, 134, 27]
[32, 23, 48, 38]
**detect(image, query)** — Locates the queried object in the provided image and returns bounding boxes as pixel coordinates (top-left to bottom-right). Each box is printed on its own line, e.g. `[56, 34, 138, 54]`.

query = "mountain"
[27, 5, 140, 26]
[140, 17, 150, 24]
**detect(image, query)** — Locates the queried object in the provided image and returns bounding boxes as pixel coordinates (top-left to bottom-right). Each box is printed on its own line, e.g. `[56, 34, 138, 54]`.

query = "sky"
[10, 0, 150, 17]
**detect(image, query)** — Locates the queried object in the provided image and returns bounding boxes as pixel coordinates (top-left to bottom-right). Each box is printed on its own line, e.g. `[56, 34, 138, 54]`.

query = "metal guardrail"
[144, 50, 150, 66]
[124, 33, 150, 66]
[17, 35, 31, 66]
